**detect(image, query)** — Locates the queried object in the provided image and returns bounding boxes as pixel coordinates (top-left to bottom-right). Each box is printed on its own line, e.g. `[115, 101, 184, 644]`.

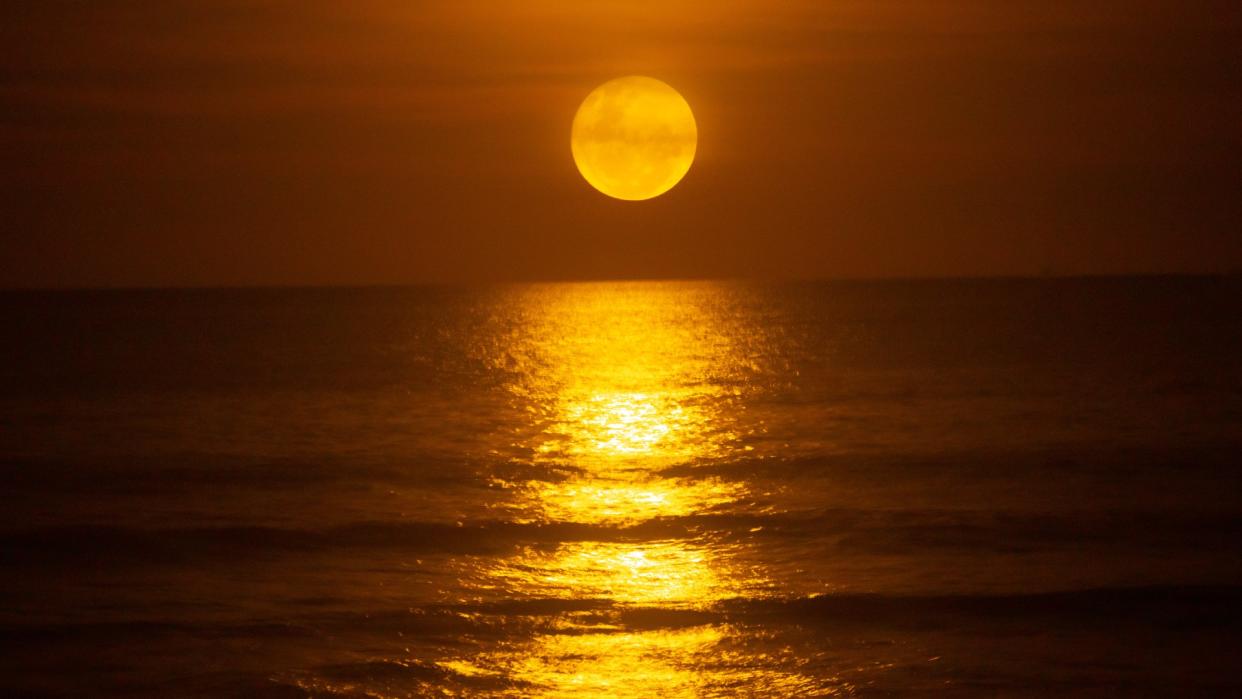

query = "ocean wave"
[5, 586, 1237, 647]
[0, 455, 529, 493]
[0, 620, 319, 644]
[658, 444, 1242, 479]
[725, 584, 1242, 628]
[5, 507, 1241, 565]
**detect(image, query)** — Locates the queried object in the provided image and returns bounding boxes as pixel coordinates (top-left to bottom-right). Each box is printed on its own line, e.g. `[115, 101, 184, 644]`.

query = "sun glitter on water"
[445, 283, 795, 696]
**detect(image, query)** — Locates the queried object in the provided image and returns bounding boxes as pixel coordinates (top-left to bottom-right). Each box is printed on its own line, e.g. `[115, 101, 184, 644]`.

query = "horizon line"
[1, 269, 1238, 293]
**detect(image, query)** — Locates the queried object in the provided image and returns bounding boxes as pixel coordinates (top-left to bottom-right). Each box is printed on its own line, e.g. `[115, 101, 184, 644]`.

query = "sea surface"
[2, 277, 1241, 697]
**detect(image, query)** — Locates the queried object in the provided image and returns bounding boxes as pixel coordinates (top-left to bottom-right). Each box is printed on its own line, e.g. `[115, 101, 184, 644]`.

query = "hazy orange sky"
[2, 1, 1239, 287]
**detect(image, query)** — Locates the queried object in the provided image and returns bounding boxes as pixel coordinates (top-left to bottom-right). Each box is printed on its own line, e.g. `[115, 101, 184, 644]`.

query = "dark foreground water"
[2, 277, 1241, 697]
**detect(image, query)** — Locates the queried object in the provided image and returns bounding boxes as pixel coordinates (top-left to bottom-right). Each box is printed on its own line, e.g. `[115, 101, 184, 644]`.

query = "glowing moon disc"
[571, 76, 697, 201]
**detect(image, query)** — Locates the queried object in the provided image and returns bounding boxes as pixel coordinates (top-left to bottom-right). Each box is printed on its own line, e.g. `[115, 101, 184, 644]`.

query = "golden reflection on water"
[458, 284, 793, 695]
[491, 539, 765, 606]
[483, 626, 728, 698]
[525, 477, 742, 526]
[442, 625, 826, 698]
[540, 390, 721, 465]
[521, 386, 747, 525]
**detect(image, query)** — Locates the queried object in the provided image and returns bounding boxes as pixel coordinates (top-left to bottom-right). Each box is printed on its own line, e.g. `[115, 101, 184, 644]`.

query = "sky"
[1, 1, 1239, 287]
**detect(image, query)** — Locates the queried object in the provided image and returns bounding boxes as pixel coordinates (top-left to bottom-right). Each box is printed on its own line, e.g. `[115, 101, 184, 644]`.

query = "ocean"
[2, 277, 1241, 696]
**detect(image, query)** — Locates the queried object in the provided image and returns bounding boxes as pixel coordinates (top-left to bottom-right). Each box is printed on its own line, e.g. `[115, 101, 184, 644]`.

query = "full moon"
[571, 76, 697, 201]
